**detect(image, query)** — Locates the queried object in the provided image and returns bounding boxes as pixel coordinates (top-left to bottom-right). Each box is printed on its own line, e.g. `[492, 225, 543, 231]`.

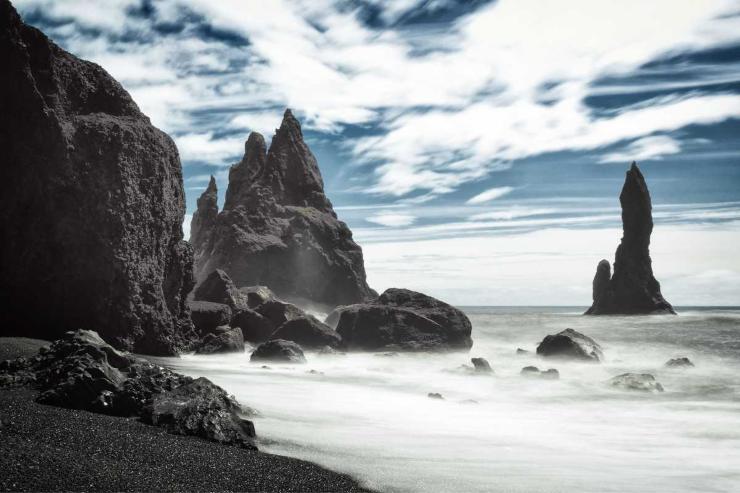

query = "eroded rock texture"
[585, 163, 675, 315]
[191, 110, 375, 310]
[0, 1, 195, 354]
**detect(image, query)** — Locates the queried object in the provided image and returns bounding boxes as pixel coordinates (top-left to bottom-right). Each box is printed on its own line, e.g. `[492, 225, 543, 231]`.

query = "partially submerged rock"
[521, 366, 559, 379]
[585, 163, 675, 315]
[189, 301, 232, 336]
[271, 317, 342, 349]
[335, 288, 473, 352]
[665, 357, 694, 368]
[250, 339, 306, 364]
[427, 393, 444, 400]
[0, 330, 256, 448]
[608, 373, 664, 392]
[471, 357, 493, 373]
[194, 326, 245, 354]
[0, 2, 195, 355]
[536, 328, 603, 362]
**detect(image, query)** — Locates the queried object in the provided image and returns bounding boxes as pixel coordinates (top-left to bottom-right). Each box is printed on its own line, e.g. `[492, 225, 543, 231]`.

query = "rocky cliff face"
[192, 110, 375, 309]
[190, 175, 218, 264]
[0, 0, 196, 354]
[586, 163, 675, 315]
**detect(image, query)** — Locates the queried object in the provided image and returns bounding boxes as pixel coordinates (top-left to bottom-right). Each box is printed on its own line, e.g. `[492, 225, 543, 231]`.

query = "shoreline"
[0, 337, 372, 492]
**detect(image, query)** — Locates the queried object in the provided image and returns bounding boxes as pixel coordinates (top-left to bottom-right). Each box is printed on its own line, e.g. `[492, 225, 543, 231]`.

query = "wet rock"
[271, 316, 342, 349]
[0, 330, 256, 447]
[335, 288, 473, 352]
[189, 301, 232, 336]
[516, 348, 530, 355]
[536, 328, 603, 362]
[317, 346, 345, 356]
[143, 377, 256, 448]
[608, 373, 664, 392]
[250, 339, 306, 364]
[0, 2, 195, 355]
[521, 366, 559, 379]
[230, 308, 276, 344]
[471, 357, 493, 373]
[193, 269, 248, 310]
[240, 285, 277, 309]
[194, 326, 245, 354]
[192, 111, 375, 309]
[665, 357, 694, 368]
[586, 163, 675, 315]
[427, 393, 444, 400]
[256, 299, 306, 328]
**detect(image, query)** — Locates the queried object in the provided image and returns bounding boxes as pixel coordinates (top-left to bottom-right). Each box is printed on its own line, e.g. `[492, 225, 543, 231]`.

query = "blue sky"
[16, 0, 740, 305]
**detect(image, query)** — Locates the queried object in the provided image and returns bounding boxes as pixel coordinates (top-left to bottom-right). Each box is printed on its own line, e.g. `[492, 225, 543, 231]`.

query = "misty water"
[159, 307, 740, 493]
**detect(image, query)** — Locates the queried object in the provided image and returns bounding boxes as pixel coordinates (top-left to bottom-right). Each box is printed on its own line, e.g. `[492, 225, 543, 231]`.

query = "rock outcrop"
[189, 175, 218, 264]
[521, 366, 560, 379]
[586, 162, 675, 315]
[536, 328, 603, 362]
[270, 316, 342, 349]
[194, 326, 245, 354]
[0, 330, 256, 448]
[193, 269, 248, 310]
[333, 288, 473, 352]
[0, 2, 195, 355]
[190, 110, 375, 309]
[250, 339, 306, 364]
[608, 373, 664, 392]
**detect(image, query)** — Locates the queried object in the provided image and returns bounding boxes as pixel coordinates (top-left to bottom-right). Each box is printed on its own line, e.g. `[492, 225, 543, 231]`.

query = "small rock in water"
[427, 393, 445, 400]
[536, 328, 603, 362]
[471, 357, 493, 373]
[459, 399, 479, 405]
[608, 373, 664, 392]
[521, 366, 559, 380]
[306, 369, 324, 375]
[318, 345, 345, 356]
[250, 339, 307, 364]
[516, 348, 529, 355]
[665, 357, 694, 368]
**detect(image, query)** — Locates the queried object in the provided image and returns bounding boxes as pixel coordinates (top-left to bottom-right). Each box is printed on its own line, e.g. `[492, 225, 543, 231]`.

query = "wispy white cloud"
[466, 186, 514, 205]
[366, 213, 417, 227]
[599, 135, 682, 164]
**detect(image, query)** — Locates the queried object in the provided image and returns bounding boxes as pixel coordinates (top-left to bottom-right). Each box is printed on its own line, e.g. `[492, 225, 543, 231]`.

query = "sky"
[15, 0, 740, 306]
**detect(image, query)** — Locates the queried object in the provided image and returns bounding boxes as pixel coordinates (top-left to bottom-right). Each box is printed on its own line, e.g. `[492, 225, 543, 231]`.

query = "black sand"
[0, 339, 371, 492]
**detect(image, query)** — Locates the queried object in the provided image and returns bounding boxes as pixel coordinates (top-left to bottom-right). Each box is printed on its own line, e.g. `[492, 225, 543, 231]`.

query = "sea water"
[158, 307, 740, 493]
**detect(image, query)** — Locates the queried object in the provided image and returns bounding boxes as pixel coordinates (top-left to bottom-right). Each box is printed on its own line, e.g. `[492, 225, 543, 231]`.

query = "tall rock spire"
[193, 109, 375, 309]
[190, 175, 218, 259]
[586, 162, 675, 315]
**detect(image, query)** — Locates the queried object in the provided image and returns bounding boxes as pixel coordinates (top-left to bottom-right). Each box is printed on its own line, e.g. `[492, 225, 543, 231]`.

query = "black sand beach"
[0, 338, 371, 492]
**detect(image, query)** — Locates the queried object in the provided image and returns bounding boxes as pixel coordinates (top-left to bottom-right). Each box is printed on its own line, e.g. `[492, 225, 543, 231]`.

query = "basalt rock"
[665, 357, 694, 368]
[0, 330, 256, 448]
[334, 288, 473, 352]
[0, 2, 195, 355]
[585, 162, 675, 315]
[608, 373, 664, 392]
[189, 175, 218, 265]
[270, 316, 342, 349]
[191, 110, 375, 309]
[471, 357, 493, 373]
[194, 326, 245, 354]
[250, 339, 306, 364]
[230, 308, 276, 344]
[189, 301, 232, 336]
[521, 366, 559, 379]
[193, 269, 248, 310]
[536, 328, 603, 362]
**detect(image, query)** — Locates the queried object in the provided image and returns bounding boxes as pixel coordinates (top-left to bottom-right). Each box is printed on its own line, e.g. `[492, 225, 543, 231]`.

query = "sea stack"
[0, 0, 196, 354]
[191, 109, 375, 309]
[585, 162, 675, 315]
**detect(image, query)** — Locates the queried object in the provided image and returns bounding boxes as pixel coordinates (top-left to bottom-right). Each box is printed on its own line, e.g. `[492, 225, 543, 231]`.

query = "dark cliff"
[0, 0, 196, 354]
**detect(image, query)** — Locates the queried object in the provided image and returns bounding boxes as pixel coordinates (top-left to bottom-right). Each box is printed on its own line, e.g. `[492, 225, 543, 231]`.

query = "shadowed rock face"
[585, 163, 675, 315]
[190, 176, 218, 264]
[191, 109, 375, 310]
[0, 1, 195, 355]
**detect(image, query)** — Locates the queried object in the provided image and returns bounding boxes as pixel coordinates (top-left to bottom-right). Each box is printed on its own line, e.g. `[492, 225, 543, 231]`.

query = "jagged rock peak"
[585, 162, 675, 315]
[0, 0, 196, 354]
[224, 132, 266, 211]
[190, 175, 219, 255]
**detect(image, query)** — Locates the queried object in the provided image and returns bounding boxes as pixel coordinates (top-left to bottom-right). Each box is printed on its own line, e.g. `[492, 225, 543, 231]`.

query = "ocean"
[158, 307, 740, 493]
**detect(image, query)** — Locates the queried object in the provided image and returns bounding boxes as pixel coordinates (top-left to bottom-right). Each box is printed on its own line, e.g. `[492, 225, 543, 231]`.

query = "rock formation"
[194, 326, 245, 354]
[0, 1, 195, 355]
[251, 339, 307, 364]
[586, 162, 675, 315]
[332, 288, 473, 351]
[190, 175, 218, 264]
[191, 109, 375, 309]
[607, 373, 664, 392]
[536, 328, 603, 362]
[0, 330, 256, 448]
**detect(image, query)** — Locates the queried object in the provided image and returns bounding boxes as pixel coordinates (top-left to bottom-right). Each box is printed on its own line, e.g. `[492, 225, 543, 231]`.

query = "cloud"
[466, 186, 514, 205]
[175, 132, 245, 164]
[599, 135, 682, 164]
[366, 213, 417, 227]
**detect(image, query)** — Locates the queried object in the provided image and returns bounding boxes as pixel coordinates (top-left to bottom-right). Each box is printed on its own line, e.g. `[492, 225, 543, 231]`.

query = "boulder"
[427, 393, 444, 400]
[335, 288, 473, 352]
[250, 339, 306, 364]
[189, 301, 232, 336]
[585, 163, 675, 315]
[239, 285, 277, 309]
[536, 329, 603, 362]
[256, 299, 306, 328]
[516, 348, 530, 355]
[471, 357, 493, 373]
[271, 317, 342, 349]
[665, 357, 694, 368]
[194, 326, 245, 354]
[521, 366, 559, 379]
[191, 111, 375, 309]
[230, 308, 276, 344]
[0, 2, 195, 355]
[608, 373, 664, 392]
[193, 269, 248, 310]
[0, 330, 256, 448]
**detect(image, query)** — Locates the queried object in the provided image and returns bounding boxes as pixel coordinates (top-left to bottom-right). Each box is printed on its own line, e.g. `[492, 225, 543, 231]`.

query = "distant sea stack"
[0, 0, 196, 354]
[191, 110, 375, 309]
[585, 162, 675, 315]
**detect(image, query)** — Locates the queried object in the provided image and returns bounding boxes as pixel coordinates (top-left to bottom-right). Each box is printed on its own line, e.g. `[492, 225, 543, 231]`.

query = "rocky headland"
[585, 162, 675, 315]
